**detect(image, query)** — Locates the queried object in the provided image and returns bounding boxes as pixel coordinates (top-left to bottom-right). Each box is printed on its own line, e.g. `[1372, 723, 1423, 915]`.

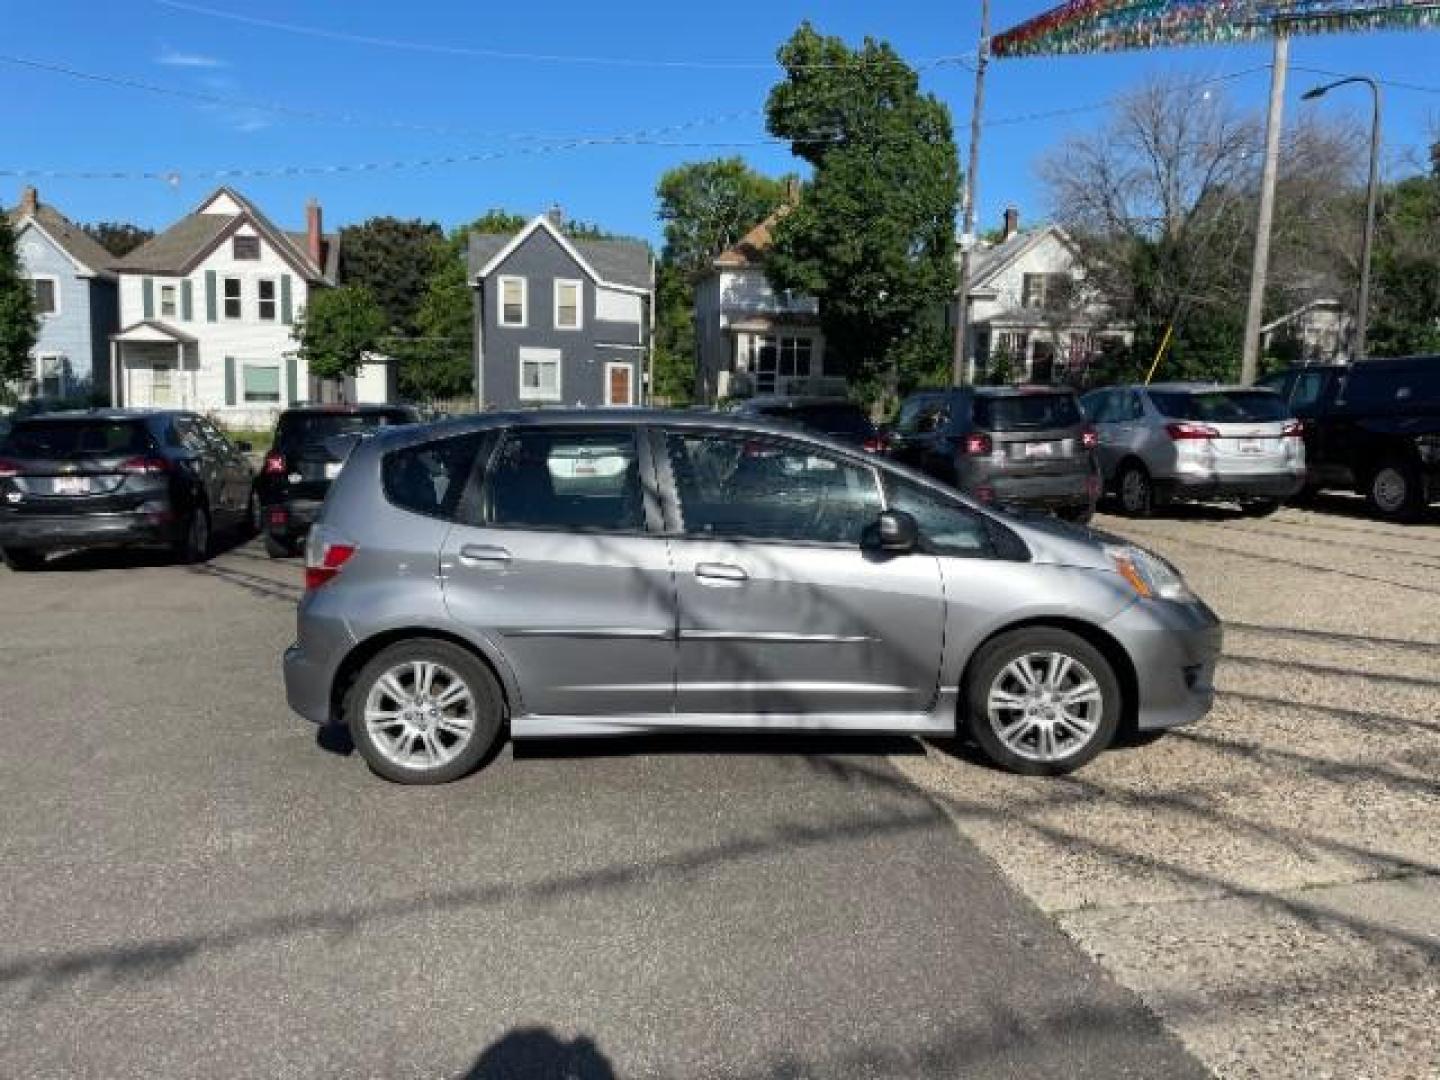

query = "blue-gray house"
[468, 211, 652, 410]
[6, 186, 119, 401]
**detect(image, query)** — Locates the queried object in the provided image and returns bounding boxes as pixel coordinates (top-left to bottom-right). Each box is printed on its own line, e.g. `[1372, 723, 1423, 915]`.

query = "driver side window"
[666, 431, 882, 545]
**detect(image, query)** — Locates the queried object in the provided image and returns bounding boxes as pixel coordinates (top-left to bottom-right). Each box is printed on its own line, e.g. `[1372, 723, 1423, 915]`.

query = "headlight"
[1105, 544, 1193, 601]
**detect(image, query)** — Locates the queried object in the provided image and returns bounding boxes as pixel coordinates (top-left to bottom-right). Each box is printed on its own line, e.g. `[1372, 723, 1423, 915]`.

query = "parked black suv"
[256, 404, 419, 556]
[1258, 356, 1440, 520]
[0, 409, 257, 569]
[886, 386, 1100, 520]
[728, 396, 884, 451]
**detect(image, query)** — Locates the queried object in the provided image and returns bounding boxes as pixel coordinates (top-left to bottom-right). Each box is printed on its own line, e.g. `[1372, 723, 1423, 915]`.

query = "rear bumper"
[969, 468, 1098, 511]
[0, 510, 170, 551]
[1168, 469, 1305, 501]
[1104, 597, 1223, 731]
[283, 595, 357, 726]
[264, 498, 323, 540]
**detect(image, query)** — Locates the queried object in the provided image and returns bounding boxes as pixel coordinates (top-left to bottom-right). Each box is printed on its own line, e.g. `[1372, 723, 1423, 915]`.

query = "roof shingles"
[6, 202, 119, 278]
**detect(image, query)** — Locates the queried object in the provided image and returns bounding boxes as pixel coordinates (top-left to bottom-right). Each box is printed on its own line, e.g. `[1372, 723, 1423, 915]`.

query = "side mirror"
[873, 509, 919, 553]
[234, 440, 253, 454]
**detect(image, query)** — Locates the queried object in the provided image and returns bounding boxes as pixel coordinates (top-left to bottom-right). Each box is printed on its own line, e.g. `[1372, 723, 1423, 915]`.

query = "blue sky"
[5, 1, 1439, 246]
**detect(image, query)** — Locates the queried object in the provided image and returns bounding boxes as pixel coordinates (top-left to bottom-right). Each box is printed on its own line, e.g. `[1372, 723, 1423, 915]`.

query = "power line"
[154, 0, 967, 72]
[986, 65, 1272, 129]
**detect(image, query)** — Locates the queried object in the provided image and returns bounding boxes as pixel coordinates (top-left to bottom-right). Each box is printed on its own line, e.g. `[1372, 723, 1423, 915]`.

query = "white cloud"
[157, 49, 226, 68]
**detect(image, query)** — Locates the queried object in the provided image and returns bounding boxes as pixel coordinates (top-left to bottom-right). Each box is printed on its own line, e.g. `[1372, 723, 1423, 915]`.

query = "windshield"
[277, 410, 414, 450]
[765, 403, 876, 438]
[973, 393, 1082, 431]
[0, 419, 153, 459]
[1150, 390, 1290, 423]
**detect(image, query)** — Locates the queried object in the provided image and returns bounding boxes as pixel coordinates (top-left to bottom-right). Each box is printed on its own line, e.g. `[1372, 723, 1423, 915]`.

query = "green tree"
[338, 217, 444, 335]
[396, 229, 475, 400]
[0, 213, 38, 393]
[295, 286, 387, 381]
[81, 221, 154, 259]
[1368, 160, 1440, 357]
[653, 158, 791, 404]
[763, 23, 959, 387]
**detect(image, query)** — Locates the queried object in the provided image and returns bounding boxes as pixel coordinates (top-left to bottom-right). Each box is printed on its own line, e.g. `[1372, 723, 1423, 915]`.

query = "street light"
[1302, 75, 1381, 361]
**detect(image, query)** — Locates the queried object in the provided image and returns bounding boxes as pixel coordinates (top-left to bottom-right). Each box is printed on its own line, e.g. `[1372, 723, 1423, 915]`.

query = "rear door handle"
[695, 562, 748, 583]
[459, 544, 512, 566]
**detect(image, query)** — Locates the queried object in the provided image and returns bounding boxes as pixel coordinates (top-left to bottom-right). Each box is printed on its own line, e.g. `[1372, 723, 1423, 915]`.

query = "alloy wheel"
[1371, 467, 1408, 514]
[364, 660, 477, 770]
[986, 651, 1104, 763]
[1120, 467, 1150, 515]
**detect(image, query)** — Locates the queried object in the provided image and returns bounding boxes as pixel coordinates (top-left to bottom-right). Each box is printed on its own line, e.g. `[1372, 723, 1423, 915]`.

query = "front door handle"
[695, 562, 747, 583]
[459, 544, 512, 566]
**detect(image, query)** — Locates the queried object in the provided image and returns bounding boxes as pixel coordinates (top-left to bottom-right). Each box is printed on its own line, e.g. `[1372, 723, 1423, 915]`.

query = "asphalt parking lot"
[2, 494, 1435, 1079]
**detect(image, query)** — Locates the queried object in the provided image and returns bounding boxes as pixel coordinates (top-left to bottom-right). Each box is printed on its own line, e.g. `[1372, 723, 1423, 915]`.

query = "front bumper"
[1104, 597, 1223, 731]
[0, 510, 170, 551]
[1168, 469, 1305, 502]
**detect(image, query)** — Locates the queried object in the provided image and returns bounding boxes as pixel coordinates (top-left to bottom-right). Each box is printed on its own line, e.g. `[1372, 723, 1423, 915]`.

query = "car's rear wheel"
[345, 640, 503, 784]
[1367, 460, 1424, 522]
[2, 548, 46, 572]
[964, 627, 1121, 776]
[1117, 461, 1154, 517]
[172, 505, 210, 564]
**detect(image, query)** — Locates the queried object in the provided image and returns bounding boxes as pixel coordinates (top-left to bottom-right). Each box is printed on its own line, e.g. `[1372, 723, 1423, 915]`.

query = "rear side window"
[777, 404, 876, 438]
[895, 395, 948, 434]
[1, 420, 153, 458]
[486, 429, 644, 533]
[278, 410, 415, 451]
[1340, 364, 1440, 408]
[382, 433, 485, 521]
[974, 393, 1082, 430]
[1149, 391, 1289, 423]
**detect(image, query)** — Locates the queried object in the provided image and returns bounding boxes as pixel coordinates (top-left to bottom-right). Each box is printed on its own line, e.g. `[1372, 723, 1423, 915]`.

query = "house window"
[242, 363, 281, 403]
[518, 347, 561, 403]
[28, 276, 58, 316]
[159, 284, 178, 319]
[223, 277, 242, 319]
[499, 276, 527, 327]
[257, 279, 277, 321]
[554, 279, 582, 330]
[233, 235, 260, 260]
[749, 334, 814, 394]
[36, 354, 66, 399]
[1022, 273, 1071, 310]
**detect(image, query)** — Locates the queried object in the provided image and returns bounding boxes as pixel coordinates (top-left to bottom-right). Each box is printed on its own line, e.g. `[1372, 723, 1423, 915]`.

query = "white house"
[693, 202, 838, 405]
[110, 187, 338, 427]
[955, 208, 1130, 384]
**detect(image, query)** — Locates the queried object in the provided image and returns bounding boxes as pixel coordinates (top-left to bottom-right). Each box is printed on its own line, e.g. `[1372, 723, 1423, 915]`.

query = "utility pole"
[951, 0, 991, 386]
[1240, 33, 1289, 385]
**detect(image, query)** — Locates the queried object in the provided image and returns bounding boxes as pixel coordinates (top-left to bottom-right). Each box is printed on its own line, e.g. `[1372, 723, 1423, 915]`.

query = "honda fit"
[283, 412, 1221, 784]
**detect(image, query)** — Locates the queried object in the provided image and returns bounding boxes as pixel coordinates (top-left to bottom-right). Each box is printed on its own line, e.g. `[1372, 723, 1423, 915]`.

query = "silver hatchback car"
[283, 411, 1221, 784]
[1081, 383, 1306, 516]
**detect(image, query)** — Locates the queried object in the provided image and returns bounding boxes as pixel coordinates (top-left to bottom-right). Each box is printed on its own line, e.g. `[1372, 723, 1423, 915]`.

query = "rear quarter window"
[381, 433, 486, 521]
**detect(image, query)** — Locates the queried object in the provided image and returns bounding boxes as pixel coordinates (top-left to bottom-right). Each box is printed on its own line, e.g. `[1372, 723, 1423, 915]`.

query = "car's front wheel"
[964, 627, 1122, 776]
[1367, 459, 1424, 523]
[345, 639, 504, 784]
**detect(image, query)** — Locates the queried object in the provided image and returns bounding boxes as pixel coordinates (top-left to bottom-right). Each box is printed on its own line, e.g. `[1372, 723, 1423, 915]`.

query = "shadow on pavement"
[511, 731, 924, 762]
[459, 1027, 616, 1080]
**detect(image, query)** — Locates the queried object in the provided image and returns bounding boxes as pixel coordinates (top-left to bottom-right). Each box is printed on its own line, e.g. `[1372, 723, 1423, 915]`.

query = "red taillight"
[1165, 422, 1219, 441]
[974, 484, 997, 503]
[304, 538, 356, 590]
[861, 436, 885, 454]
[1282, 420, 1304, 438]
[0, 458, 21, 478]
[955, 433, 993, 456]
[120, 456, 170, 475]
[268, 508, 289, 526]
[262, 450, 286, 475]
[1081, 427, 1099, 450]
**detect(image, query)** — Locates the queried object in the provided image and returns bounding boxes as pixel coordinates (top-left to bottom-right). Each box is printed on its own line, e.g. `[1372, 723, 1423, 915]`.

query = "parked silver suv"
[283, 411, 1221, 784]
[1081, 383, 1306, 516]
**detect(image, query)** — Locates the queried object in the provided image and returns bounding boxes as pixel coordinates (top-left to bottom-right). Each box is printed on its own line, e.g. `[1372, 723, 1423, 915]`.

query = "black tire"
[1239, 498, 1282, 518]
[172, 505, 211, 564]
[2, 547, 46, 571]
[1116, 460, 1155, 517]
[1366, 459, 1425, 523]
[345, 639, 504, 785]
[964, 626, 1122, 776]
[242, 489, 262, 538]
[265, 533, 298, 559]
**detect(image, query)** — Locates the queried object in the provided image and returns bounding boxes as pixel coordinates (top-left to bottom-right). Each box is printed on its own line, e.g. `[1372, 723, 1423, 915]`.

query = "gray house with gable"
[6, 186, 119, 401]
[468, 212, 652, 410]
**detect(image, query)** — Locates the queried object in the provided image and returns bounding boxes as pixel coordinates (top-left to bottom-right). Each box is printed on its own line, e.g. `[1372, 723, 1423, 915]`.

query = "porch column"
[109, 341, 120, 407]
[177, 342, 185, 407]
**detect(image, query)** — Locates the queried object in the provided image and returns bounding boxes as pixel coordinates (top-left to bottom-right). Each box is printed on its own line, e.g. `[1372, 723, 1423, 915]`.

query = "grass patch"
[218, 427, 274, 456]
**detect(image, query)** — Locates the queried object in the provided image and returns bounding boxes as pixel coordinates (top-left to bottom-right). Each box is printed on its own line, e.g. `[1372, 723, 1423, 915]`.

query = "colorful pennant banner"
[992, 1, 1440, 57]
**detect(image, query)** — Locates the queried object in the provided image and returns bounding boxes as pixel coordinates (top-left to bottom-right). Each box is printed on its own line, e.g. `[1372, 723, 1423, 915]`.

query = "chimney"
[19, 185, 38, 216]
[306, 198, 323, 270]
[1002, 206, 1020, 242]
[547, 204, 564, 230]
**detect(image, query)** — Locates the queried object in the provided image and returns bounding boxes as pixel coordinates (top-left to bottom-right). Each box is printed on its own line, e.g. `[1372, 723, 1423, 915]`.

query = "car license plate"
[324, 462, 343, 479]
[1237, 438, 1264, 454]
[54, 476, 88, 495]
[1024, 441, 1056, 458]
